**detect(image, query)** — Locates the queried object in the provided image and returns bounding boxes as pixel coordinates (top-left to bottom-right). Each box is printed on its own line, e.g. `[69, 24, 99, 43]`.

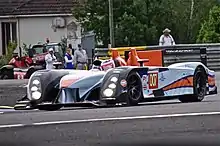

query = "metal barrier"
[94, 43, 220, 71]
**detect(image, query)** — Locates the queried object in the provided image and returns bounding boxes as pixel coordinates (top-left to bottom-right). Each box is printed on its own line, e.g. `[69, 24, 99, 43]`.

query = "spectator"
[64, 48, 74, 69]
[45, 48, 57, 70]
[46, 38, 50, 44]
[73, 44, 88, 70]
[68, 44, 74, 55]
[159, 28, 175, 46]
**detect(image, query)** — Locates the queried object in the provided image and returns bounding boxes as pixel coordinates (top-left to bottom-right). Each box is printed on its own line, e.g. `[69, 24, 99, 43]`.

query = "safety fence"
[94, 43, 220, 71]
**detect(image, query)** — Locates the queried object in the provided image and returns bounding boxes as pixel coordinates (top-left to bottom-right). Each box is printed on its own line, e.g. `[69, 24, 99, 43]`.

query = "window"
[1, 22, 17, 55]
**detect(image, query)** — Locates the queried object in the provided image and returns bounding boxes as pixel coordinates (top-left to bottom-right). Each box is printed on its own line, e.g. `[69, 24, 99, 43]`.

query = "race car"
[14, 48, 217, 110]
[0, 54, 44, 79]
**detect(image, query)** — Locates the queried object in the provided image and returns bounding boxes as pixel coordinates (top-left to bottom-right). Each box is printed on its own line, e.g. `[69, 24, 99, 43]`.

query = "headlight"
[108, 83, 116, 89]
[110, 77, 118, 82]
[33, 79, 40, 85]
[32, 91, 42, 100]
[31, 86, 38, 92]
[103, 88, 114, 97]
[29, 78, 42, 100]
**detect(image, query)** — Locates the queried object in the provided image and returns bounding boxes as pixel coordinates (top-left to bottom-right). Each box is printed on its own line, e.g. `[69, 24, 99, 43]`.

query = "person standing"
[73, 44, 88, 70]
[159, 28, 175, 46]
[64, 48, 74, 69]
[68, 44, 74, 55]
[46, 38, 50, 44]
[45, 48, 57, 70]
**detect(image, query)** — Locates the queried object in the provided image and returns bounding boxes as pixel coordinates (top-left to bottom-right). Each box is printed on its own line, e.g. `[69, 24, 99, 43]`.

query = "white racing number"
[148, 72, 158, 89]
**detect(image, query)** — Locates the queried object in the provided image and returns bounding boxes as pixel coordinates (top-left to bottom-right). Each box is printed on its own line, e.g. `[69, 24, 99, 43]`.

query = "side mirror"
[137, 59, 149, 67]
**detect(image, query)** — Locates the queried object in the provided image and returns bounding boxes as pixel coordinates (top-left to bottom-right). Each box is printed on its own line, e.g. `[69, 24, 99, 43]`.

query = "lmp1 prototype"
[15, 48, 217, 110]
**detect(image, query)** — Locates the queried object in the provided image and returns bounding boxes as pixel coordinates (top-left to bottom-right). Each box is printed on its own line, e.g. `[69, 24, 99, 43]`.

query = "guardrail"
[94, 43, 220, 70]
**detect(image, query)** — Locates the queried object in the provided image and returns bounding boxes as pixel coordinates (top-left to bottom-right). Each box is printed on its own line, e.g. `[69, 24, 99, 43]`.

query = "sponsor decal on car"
[142, 75, 148, 90]
[159, 72, 166, 82]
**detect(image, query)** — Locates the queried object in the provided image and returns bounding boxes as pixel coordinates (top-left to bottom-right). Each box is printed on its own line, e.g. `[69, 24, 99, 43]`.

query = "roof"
[0, 0, 82, 16]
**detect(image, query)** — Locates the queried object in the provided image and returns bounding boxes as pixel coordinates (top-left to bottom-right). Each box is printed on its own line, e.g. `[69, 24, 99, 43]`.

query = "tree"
[73, 0, 218, 46]
[73, 0, 109, 46]
[197, 5, 220, 43]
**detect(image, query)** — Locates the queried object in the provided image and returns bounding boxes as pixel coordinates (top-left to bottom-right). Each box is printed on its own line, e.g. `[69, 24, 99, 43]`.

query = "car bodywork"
[15, 49, 217, 110]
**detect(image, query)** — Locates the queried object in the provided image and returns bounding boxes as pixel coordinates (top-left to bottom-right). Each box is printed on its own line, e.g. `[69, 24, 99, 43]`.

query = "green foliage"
[0, 41, 17, 68]
[73, 0, 219, 46]
[197, 5, 220, 43]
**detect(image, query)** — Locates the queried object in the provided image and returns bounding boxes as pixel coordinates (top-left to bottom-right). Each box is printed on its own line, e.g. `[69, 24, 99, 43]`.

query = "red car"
[0, 43, 64, 79]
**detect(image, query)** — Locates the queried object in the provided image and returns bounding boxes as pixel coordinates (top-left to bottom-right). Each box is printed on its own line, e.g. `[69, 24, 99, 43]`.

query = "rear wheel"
[25, 68, 35, 79]
[126, 71, 143, 106]
[179, 67, 207, 103]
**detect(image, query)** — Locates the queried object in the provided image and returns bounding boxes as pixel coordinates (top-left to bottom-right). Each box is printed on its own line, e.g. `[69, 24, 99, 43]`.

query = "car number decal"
[148, 72, 158, 89]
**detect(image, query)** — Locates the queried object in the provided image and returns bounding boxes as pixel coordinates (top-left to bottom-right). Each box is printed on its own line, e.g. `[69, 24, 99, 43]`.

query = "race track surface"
[0, 74, 219, 146]
[0, 79, 28, 106]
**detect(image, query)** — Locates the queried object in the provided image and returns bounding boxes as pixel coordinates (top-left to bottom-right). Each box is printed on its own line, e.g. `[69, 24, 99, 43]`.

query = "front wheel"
[125, 71, 143, 106]
[179, 67, 207, 103]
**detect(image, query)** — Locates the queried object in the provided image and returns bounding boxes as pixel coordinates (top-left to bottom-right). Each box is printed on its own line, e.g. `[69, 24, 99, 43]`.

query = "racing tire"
[125, 71, 144, 106]
[179, 67, 207, 103]
[25, 68, 35, 79]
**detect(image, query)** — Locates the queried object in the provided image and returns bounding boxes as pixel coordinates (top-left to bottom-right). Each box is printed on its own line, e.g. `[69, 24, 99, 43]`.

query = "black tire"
[179, 67, 207, 103]
[125, 71, 143, 106]
[0, 69, 14, 79]
[25, 68, 36, 79]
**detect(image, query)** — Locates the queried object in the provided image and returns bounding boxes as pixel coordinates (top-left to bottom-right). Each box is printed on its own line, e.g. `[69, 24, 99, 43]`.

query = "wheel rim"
[196, 73, 205, 99]
[127, 74, 142, 101]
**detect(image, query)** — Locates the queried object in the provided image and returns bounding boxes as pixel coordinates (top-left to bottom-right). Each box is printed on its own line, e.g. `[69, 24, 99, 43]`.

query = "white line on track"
[0, 112, 3, 114]
[0, 111, 220, 129]
[0, 124, 24, 128]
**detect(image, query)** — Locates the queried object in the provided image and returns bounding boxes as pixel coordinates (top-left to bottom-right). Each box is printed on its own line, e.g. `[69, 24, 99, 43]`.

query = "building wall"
[0, 18, 18, 55]
[18, 16, 81, 47]
[0, 22, 2, 55]
[0, 15, 81, 55]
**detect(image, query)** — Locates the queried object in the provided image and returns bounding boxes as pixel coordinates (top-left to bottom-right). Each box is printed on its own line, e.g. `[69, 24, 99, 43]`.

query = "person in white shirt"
[45, 48, 57, 70]
[159, 28, 175, 46]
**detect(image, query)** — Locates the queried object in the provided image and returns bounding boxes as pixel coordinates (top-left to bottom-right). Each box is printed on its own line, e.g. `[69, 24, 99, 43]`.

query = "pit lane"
[0, 73, 219, 145]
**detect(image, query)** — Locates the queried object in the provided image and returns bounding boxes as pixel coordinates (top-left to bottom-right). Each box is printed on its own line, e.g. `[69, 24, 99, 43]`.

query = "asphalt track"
[0, 74, 219, 146]
[0, 79, 28, 106]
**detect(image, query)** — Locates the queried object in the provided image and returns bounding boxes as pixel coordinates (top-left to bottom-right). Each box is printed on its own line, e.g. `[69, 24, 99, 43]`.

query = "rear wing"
[124, 47, 207, 67]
